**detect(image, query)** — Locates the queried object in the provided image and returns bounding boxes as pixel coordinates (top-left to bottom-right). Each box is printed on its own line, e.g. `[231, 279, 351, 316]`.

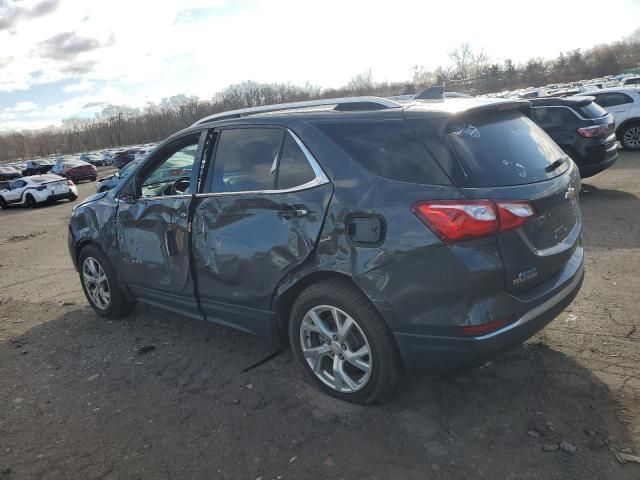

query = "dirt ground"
[0, 154, 638, 480]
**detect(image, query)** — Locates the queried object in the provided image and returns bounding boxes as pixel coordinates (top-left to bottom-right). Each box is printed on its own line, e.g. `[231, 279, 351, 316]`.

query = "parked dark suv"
[529, 96, 617, 177]
[114, 149, 138, 169]
[68, 95, 584, 403]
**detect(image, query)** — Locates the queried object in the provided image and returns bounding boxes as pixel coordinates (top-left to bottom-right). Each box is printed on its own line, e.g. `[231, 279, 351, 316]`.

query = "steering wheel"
[170, 176, 191, 195]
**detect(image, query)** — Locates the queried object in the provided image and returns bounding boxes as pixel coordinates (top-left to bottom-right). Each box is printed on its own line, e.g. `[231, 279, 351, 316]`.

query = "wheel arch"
[272, 269, 396, 347]
[615, 117, 640, 138]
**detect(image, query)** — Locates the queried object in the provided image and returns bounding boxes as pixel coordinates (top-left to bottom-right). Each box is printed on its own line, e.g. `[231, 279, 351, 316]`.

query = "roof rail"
[193, 96, 402, 125]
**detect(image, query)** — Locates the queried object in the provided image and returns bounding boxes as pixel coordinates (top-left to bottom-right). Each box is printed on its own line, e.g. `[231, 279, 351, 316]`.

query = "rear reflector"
[462, 316, 514, 336]
[577, 124, 608, 138]
[412, 200, 535, 243]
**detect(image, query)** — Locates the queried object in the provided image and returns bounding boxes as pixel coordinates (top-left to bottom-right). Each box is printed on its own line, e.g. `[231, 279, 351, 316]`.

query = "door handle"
[278, 207, 308, 220]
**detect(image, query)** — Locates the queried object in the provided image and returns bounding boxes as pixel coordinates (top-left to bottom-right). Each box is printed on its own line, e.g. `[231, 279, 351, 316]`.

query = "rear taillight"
[36, 185, 46, 191]
[412, 200, 536, 243]
[577, 124, 608, 138]
[67, 179, 74, 187]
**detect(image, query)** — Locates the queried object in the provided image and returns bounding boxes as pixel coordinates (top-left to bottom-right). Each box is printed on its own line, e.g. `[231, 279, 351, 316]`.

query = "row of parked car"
[0, 144, 157, 181]
[486, 73, 640, 100]
[0, 144, 156, 209]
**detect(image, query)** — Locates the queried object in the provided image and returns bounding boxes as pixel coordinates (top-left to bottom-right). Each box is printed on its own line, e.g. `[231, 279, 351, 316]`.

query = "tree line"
[1, 29, 639, 162]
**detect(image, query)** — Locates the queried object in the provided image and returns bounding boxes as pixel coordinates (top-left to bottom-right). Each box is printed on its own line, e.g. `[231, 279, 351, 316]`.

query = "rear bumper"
[575, 137, 618, 178]
[47, 192, 75, 201]
[393, 255, 584, 372]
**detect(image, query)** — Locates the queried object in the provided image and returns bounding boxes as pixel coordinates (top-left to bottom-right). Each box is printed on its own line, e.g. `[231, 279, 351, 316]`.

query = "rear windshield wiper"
[545, 156, 567, 173]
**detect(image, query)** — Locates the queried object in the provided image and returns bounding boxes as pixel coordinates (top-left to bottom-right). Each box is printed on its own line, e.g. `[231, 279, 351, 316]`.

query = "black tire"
[78, 244, 135, 318]
[99, 187, 109, 193]
[289, 278, 402, 404]
[0, 196, 7, 209]
[619, 123, 640, 151]
[25, 194, 36, 208]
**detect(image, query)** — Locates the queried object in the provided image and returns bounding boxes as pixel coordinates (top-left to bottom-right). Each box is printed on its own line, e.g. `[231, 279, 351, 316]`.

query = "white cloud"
[6, 101, 38, 112]
[1, 0, 640, 131]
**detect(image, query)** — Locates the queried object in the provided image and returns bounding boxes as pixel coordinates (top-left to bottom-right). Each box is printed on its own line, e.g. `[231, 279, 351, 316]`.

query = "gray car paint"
[68, 98, 584, 370]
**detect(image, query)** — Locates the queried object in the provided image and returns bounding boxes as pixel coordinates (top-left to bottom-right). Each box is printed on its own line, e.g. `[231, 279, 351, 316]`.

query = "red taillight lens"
[495, 201, 536, 232]
[412, 200, 498, 242]
[577, 124, 608, 138]
[412, 200, 535, 243]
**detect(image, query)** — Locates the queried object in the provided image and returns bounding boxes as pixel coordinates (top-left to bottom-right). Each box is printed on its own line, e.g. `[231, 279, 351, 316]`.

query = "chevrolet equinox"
[68, 94, 584, 404]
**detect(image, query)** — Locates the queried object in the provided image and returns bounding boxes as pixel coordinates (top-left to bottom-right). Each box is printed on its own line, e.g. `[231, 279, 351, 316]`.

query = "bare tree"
[449, 43, 474, 82]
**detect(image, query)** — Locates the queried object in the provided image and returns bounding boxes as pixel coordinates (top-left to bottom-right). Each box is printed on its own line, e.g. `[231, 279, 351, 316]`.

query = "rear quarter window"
[574, 102, 608, 119]
[315, 120, 450, 185]
[411, 111, 568, 187]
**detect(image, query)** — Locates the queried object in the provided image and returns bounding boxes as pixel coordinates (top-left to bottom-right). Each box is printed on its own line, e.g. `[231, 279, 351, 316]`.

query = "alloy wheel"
[82, 256, 111, 310]
[299, 305, 372, 393]
[623, 126, 640, 149]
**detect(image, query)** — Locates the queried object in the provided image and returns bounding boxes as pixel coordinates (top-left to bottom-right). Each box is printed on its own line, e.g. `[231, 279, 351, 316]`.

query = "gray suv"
[68, 95, 584, 404]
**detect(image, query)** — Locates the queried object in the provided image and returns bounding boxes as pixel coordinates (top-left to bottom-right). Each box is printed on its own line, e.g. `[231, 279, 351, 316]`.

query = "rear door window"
[413, 111, 568, 187]
[315, 120, 450, 185]
[211, 128, 283, 193]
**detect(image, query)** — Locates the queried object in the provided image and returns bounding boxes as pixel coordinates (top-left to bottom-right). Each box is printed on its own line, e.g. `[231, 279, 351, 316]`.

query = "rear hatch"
[36, 176, 69, 193]
[408, 106, 581, 295]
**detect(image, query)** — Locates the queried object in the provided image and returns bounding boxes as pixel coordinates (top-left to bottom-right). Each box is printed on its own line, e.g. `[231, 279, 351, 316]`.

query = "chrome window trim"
[194, 128, 330, 197]
[121, 127, 330, 202]
[287, 129, 329, 184]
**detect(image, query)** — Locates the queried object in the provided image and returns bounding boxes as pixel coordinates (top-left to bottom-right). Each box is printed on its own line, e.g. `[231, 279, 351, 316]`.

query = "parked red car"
[50, 160, 97, 183]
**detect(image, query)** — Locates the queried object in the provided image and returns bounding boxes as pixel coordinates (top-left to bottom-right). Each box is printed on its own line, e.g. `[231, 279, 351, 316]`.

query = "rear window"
[574, 101, 608, 118]
[315, 121, 450, 185]
[417, 111, 568, 187]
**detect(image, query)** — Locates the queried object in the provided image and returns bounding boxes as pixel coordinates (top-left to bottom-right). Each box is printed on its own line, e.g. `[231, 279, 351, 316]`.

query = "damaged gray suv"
[68, 94, 584, 404]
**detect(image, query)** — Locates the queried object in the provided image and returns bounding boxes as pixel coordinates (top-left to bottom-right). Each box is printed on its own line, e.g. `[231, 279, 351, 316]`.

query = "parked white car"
[579, 87, 640, 150]
[0, 174, 78, 209]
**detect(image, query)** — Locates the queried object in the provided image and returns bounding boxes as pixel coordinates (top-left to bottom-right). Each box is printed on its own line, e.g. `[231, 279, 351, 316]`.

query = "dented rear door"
[191, 126, 332, 336]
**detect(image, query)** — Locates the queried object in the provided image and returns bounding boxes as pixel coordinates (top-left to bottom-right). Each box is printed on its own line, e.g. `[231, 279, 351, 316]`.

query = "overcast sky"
[1, 0, 639, 131]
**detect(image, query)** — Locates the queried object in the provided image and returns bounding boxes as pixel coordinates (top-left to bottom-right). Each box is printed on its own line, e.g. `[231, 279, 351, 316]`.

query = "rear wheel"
[289, 279, 402, 404]
[78, 244, 134, 318]
[25, 194, 36, 208]
[0, 197, 7, 209]
[620, 123, 640, 150]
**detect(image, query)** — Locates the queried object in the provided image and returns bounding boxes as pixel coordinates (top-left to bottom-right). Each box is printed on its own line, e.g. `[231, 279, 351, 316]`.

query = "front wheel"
[620, 123, 640, 150]
[0, 197, 7, 209]
[78, 244, 134, 318]
[289, 279, 402, 404]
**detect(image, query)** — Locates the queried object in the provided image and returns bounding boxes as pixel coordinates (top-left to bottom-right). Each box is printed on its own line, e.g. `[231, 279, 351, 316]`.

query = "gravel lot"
[0, 154, 638, 480]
